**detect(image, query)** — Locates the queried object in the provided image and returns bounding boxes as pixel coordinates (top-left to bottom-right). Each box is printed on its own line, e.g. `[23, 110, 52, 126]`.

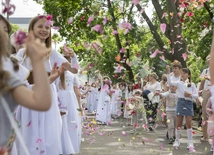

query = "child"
[0, 27, 51, 154]
[55, 47, 82, 154]
[96, 76, 112, 125]
[166, 66, 198, 151]
[128, 89, 148, 133]
[206, 98, 214, 152]
[158, 85, 178, 144]
[15, 15, 78, 155]
[110, 84, 122, 118]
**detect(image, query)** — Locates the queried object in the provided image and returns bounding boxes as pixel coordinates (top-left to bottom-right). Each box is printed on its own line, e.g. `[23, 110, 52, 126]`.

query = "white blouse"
[167, 74, 198, 101]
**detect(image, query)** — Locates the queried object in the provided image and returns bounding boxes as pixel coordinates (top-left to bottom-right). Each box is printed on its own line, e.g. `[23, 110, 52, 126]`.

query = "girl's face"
[33, 18, 51, 42]
[148, 75, 153, 81]
[0, 20, 9, 39]
[91, 83, 96, 87]
[181, 71, 190, 81]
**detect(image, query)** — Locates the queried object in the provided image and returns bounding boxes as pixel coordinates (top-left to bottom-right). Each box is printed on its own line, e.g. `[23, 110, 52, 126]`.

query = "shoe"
[200, 137, 208, 142]
[187, 142, 195, 149]
[169, 138, 174, 144]
[188, 143, 195, 152]
[173, 140, 180, 148]
[149, 127, 154, 131]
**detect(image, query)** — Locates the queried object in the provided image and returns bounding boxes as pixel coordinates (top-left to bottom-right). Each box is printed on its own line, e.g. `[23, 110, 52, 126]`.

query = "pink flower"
[46, 14, 53, 20]
[11, 30, 27, 46]
[2, 0, 16, 16]
[187, 12, 194, 17]
[118, 21, 132, 34]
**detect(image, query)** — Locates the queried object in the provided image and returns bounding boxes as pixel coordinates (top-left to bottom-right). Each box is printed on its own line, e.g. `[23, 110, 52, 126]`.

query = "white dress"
[124, 91, 133, 118]
[110, 89, 122, 116]
[89, 87, 98, 112]
[15, 48, 76, 155]
[96, 84, 111, 124]
[55, 71, 82, 154]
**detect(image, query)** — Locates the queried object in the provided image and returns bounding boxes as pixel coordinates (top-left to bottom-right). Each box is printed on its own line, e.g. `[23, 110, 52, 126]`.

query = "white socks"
[187, 128, 193, 143]
[176, 129, 181, 141]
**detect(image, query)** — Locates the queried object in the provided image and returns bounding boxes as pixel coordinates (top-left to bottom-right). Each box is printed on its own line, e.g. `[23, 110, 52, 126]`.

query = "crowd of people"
[80, 57, 214, 152]
[1, 12, 214, 155]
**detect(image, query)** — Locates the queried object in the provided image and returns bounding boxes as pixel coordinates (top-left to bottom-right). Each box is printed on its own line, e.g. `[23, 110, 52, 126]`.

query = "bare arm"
[12, 32, 51, 111]
[210, 32, 214, 85]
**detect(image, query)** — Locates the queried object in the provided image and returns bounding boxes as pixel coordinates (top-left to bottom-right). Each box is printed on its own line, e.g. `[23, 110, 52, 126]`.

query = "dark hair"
[182, 68, 191, 87]
[0, 15, 11, 35]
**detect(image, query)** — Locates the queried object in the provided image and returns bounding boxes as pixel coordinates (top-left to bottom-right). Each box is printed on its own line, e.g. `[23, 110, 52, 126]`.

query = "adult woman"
[144, 73, 161, 130]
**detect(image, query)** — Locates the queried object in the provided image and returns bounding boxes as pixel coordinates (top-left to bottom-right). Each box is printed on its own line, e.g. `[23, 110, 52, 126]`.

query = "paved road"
[79, 115, 212, 155]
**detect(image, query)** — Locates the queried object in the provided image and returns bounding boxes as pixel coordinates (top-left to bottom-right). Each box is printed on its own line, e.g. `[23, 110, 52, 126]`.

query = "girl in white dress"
[96, 76, 112, 125]
[89, 82, 98, 113]
[56, 48, 82, 155]
[15, 15, 78, 155]
[111, 84, 122, 118]
[124, 83, 134, 125]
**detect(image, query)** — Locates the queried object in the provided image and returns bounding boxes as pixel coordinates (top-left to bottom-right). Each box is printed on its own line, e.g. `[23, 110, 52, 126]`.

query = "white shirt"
[201, 68, 210, 90]
[167, 74, 198, 101]
[161, 91, 177, 111]
[170, 73, 180, 82]
[145, 81, 161, 103]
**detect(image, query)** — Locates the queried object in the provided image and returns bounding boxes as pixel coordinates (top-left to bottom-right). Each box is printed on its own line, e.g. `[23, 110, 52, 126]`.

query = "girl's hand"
[49, 63, 64, 83]
[184, 91, 191, 97]
[0, 146, 7, 155]
[166, 65, 170, 74]
[25, 31, 51, 61]
[62, 62, 71, 71]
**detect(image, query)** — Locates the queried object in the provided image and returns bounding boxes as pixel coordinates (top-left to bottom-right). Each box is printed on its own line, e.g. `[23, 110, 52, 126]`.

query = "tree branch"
[204, 2, 213, 19]
[151, 0, 171, 40]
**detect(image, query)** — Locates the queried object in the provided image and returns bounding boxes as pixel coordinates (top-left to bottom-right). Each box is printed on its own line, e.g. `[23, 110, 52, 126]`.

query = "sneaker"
[169, 138, 174, 144]
[173, 140, 180, 148]
[187, 142, 195, 149]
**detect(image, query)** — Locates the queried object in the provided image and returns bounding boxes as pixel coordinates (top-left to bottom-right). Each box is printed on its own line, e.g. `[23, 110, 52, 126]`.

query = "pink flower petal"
[112, 30, 118, 34]
[103, 17, 108, 25]
[132, 0, 140, 5]
[182, 52, 187, 61]
[52, 26, 60, 30]
[68, 17, 73, 24]
[26, 121, 31, 127]
[160, 23, 166, 33]
[91, 24, 102, 32]
[87, 16, 94, 26]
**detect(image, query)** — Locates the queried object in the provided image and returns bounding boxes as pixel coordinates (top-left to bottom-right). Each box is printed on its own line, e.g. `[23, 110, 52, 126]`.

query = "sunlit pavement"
[79, 114, 212, 155]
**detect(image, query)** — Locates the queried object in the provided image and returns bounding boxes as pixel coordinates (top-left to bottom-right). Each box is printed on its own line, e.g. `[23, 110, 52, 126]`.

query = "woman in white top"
[166, 66, 198, 151]
[144, 73, 161, 129]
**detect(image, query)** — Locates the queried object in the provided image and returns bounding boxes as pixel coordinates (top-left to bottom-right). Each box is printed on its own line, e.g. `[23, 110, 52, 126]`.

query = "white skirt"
[58, 90, 82, 154]
[15, 84, 62, 155]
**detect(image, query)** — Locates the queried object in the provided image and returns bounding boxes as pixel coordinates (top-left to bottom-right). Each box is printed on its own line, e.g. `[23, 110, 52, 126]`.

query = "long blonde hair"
[0, 28, 12, 94]
[24, 15, 52, 57]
